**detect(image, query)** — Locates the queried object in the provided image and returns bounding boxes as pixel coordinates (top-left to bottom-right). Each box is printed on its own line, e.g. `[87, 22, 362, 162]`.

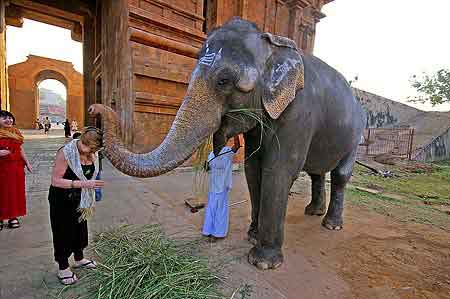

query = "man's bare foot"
[57, 268, 77, 285]
[74, 258, 97, 269]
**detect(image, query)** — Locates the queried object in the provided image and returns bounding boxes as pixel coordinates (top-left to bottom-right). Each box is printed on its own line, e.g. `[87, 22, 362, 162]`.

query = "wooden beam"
[9, 0, 84, 23]
[129, 6, 205, 41]
[18, 9, 73, 30]
[130, 28, 200, 59]
[238, 0, 248, 20]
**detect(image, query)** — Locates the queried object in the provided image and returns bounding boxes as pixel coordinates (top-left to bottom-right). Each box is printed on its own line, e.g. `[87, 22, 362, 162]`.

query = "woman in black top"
[48, 127, 104, 285]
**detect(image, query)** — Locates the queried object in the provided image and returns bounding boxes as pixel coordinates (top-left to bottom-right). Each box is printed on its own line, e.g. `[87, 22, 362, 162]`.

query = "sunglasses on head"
[82, 126, 104, 148]
[83, 126, 103, 135]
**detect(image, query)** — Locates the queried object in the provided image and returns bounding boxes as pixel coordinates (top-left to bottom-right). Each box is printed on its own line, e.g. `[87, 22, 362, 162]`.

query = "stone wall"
[353, 88, 422, 128]
[415, 127, 450, 162]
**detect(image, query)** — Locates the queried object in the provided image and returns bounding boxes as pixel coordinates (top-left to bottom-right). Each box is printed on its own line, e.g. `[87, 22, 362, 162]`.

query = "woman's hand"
[0, 149, 11, 157]
[83, 180, 105, 189]
[25, 161, 33, 173]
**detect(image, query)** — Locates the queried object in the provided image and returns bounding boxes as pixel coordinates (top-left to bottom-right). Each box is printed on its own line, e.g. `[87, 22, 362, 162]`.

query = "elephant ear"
[261, 33, 305, 119]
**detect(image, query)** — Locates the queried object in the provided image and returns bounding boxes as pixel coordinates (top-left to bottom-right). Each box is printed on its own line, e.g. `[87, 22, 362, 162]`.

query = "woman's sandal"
[73, 259, 97, 269]
[7, 218, 20, 229]
[57, 272, 77, 285]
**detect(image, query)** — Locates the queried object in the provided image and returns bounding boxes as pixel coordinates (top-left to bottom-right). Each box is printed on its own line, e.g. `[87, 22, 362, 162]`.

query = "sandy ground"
[0, 131, 449, 299]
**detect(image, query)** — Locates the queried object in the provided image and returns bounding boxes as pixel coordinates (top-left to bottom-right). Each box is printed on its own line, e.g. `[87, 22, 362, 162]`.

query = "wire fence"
[357, 128, 415, 160]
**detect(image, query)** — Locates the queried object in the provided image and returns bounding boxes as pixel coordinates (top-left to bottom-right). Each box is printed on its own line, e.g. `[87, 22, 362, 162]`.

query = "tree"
[409, 69, 450, 106]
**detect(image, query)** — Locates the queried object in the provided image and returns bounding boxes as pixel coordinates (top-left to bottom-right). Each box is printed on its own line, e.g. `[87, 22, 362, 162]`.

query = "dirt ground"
[0, 132, 449, 298]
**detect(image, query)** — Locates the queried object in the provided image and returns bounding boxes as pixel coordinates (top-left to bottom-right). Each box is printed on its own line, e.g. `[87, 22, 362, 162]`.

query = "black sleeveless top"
[48, 164, 95, 202]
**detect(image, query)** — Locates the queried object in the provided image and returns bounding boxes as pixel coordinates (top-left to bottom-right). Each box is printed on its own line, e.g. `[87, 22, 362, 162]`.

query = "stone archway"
[8, 55, 83, 129]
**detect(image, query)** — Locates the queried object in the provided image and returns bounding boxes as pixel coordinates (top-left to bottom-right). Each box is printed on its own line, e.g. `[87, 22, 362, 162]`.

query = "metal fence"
[358, 128, 415, 159]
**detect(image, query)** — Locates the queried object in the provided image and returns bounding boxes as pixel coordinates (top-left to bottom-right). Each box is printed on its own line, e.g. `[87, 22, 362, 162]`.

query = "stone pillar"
[285, 0, 309, 46]
[83, 16, 95, 127]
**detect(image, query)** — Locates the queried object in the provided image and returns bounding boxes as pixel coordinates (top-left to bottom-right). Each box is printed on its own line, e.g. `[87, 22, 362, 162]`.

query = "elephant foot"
[304, 203, 326, 216]
[322, 216, 343, 230]
[247, 229, 258, 245]
[248, 246, 283, 270]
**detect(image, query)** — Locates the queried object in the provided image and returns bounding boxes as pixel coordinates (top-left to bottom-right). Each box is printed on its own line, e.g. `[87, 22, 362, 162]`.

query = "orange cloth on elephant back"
[0, 128, 26, 220]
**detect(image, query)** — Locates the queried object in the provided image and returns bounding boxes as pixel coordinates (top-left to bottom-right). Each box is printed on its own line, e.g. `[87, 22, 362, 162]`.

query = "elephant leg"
[248, 166, 297, 270]
[322, 149, 357, 230]
[244, 131, 262, 245]
[305, 173, 326, 216]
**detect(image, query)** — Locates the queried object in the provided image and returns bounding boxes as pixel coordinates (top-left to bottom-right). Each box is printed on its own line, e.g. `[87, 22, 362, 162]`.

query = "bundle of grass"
[80, 225, 223, 299]
[191, 135, 213, 201]
[226, 108, 279, 158]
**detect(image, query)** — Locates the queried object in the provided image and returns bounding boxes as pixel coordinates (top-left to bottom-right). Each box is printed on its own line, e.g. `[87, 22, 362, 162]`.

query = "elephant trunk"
[90, 80, 222, 178]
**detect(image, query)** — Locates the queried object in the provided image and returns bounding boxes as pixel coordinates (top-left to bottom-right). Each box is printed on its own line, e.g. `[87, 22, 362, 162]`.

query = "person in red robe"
[0, 110, 32, 230]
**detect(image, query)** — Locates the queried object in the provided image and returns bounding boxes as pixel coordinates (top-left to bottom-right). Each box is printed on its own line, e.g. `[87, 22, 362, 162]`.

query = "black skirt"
[48, 164, 94, 263]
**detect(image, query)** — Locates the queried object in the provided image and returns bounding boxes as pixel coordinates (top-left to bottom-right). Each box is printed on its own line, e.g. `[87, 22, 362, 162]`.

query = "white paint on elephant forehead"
[275, 62, 290, 76]
[199, 44, 223, 67]
[273, 62, 290, 86]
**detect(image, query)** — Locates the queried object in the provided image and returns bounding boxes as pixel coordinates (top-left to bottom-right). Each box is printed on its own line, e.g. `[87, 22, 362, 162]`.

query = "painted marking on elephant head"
[273, 62, 290, 86]
[199, 44, 223, 67]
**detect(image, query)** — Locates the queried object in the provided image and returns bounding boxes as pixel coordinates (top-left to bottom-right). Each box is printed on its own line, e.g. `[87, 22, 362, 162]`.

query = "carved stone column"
[285, 0, 309, 49]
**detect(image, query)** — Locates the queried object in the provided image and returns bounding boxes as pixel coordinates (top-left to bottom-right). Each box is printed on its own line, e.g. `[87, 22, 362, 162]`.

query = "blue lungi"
[202, 147, 235, 237]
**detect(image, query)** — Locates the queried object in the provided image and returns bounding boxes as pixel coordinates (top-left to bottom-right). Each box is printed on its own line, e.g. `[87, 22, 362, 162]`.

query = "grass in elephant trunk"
[190, 108, 277, 199]
[191, 135, 213, 200]
[73, 225, 225, 299]
[226, 108, 280, 159]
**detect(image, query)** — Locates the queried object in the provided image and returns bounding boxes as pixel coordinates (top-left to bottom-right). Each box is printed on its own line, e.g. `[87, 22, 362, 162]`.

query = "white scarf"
[63, 140, 99, 221]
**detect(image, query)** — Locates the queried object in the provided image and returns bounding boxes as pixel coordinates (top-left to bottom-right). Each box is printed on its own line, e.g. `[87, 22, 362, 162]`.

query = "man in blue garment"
[202, 136, 241, 241]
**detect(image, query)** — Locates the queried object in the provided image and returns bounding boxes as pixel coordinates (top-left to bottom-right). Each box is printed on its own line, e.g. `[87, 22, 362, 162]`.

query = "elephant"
[89, 17, 366, 270]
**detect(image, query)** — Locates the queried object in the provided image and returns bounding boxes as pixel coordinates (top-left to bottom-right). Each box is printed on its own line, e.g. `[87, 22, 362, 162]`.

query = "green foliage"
[409, 69, 450, 106]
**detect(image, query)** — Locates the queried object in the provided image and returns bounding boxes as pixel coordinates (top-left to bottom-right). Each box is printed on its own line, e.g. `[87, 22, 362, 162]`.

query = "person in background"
[202, 135, 241, 241]
[71, 120, 78, 133]
[44, 117, 51, 135]
[63, 119, 71, 138]
[48, 127, 105, 285]
[0, 110, 32, 230]
[72, 132, 81, 139]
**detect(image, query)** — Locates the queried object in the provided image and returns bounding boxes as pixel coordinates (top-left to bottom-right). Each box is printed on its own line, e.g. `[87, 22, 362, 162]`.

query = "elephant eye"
[217, 78, 230, 86]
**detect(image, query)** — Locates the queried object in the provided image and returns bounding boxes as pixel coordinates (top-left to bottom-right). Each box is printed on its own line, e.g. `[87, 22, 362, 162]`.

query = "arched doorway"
[37, 79, 67, 129]
[8, 55, 84, 129]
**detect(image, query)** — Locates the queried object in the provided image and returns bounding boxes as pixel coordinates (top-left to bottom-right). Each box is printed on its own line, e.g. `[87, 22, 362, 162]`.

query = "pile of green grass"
[80, 225, 224, 299]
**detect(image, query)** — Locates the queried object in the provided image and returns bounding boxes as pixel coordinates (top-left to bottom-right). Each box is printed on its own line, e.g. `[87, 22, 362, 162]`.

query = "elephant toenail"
[257, 262, 269, 270]
[324, 223, 334, 230]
